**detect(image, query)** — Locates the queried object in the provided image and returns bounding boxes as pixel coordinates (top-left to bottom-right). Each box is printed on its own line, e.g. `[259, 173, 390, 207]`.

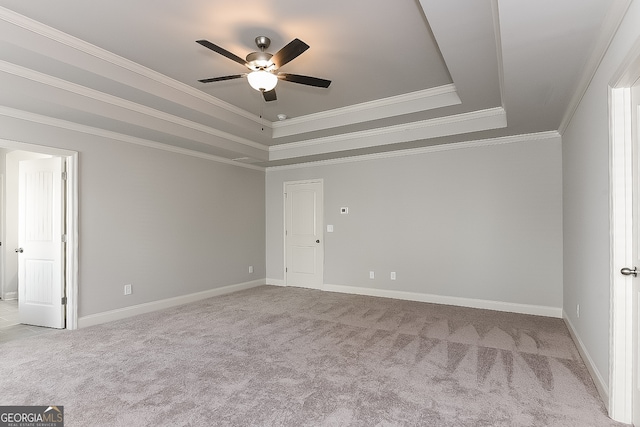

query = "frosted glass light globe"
[247, 70, 277, 92]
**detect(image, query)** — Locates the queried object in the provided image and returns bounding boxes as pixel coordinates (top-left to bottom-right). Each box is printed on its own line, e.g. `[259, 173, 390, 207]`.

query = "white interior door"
[285, 180, 323, 289]
[18, 157, 65, 328]
[632, 82, 640, 427]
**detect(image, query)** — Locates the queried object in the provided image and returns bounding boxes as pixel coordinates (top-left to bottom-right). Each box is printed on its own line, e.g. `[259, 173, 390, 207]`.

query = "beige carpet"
[0, 285, 625, 426]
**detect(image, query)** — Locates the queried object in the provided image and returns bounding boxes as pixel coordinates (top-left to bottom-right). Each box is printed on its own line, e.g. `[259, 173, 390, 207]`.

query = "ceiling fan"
[196, 36, 331, 102]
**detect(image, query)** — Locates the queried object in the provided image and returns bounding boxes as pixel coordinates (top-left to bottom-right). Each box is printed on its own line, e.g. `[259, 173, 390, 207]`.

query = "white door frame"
[0, 174, 4, 300]
[283, 179, 324, 288]
[609, 38, 640, 424]
[0, 138, 78, 330]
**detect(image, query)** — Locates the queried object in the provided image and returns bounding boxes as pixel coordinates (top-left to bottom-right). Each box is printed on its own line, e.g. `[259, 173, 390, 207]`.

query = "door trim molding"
[0, 138, 78, 330]
[283, 179, 324, 288]
[0, 174, 3, 300]
[608, 38, 640, 423]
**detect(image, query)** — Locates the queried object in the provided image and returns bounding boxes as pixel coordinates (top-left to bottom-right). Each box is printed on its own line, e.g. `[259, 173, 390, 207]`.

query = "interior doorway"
[284, 179, 324, 289]
[631, 81, 640, 427]
[609, 40, 640, 424]
[18, 156, 66, 328]
[0, 139, 78, 330]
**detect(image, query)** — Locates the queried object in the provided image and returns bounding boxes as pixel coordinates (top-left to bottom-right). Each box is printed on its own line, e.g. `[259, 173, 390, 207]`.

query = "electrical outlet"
[390, 272, 396, 280]
[124, 284, 132, 295]
[369, 271, 375, 279]
[576, 304, 580, 318]
[249, 266, 254, 274]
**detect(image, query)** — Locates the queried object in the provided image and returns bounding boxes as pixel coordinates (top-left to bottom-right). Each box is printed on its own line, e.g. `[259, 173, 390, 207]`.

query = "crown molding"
[0, 106, 265, 172]
[0, 60, 269, 157]
[610, 35, 640, 88]
[268, 107, 507, 161]
[267, 130, 561, 171]
[490, 0, 506, 110]
[0, 6, 271, 130]
[271, 84, 460, 138]
[558, 0, 633, 134]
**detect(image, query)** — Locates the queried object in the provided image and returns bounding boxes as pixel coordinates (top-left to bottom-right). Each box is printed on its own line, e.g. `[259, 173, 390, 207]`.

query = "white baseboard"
[265, 278, 286, 286]
[78, 280, 264, 328]
[563, 310, 609, 411]
[1, 291, 17, 300]
[323, 284, 563, 318]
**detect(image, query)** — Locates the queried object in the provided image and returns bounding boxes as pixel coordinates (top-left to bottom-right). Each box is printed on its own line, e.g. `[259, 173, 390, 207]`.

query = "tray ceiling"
[0, 0, 623, 167]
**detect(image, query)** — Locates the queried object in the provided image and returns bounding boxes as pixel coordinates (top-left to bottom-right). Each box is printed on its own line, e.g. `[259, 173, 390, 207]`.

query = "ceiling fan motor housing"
[246, 51, 274, 71]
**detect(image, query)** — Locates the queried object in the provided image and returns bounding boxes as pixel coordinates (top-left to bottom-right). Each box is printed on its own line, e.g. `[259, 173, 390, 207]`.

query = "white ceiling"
[0, 0, 627, 167]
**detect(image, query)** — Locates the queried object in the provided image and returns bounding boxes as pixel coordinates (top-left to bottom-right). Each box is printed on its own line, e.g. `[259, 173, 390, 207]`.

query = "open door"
[612, 80, 640, 424]
[17, 157, 65, 329]
[631, 82, 640, 427]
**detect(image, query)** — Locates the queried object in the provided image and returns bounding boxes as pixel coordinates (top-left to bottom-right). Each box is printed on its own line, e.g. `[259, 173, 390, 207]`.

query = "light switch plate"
[340, 207, 349, 214]
[327, 225, 334, 232]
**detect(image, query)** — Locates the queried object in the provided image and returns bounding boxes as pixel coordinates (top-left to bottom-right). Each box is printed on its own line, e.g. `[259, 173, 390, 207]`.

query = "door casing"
[0, 138, 78, 330]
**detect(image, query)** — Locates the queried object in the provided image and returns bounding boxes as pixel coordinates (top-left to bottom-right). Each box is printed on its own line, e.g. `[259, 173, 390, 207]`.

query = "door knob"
[15, 248, 23, 253]
[620, 267, 637, 277]
[316, 240, 320, 243]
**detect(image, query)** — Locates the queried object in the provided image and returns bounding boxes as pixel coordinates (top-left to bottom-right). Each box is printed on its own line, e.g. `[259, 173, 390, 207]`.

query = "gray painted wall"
[562, 0, 640, 390]
[0, 115, 265, 318]
[267, 136, 563, 309]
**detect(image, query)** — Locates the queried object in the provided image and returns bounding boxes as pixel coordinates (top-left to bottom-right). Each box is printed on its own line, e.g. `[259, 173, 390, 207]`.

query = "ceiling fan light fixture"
[247, 70, 278, 92]
[197, 37, 330, 102]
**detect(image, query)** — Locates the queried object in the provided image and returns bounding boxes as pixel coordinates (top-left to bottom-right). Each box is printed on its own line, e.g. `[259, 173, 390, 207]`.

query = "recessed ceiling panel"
[0, 0, 452, 121]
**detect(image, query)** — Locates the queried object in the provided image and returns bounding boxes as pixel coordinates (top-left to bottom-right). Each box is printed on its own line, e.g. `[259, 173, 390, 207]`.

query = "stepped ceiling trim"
[272, 84, 461, 138]
[268, 131, 561, 171]
[269, 107, 507, 161]
[0, 105, 265, 171]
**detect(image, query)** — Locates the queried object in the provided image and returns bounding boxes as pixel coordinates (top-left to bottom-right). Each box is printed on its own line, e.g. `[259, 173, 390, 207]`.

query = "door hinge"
[62, 171, 67, 181]
[61, 234, 67, 243]
[286, 267, 288, 273]
[61, 296, 67, 305]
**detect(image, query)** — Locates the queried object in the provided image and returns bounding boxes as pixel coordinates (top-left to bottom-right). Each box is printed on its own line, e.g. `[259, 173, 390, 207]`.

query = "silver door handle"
[620, 267, 637, 277]
[15, 248, 23, 253]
